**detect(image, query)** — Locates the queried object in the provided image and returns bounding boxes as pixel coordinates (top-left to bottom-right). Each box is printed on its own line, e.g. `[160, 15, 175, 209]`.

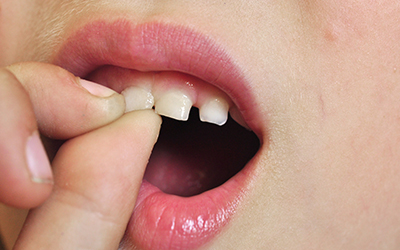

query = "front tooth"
[122, 86, 154, 112]
[155, 90, 193, 121]
[199, 98, 229, 126]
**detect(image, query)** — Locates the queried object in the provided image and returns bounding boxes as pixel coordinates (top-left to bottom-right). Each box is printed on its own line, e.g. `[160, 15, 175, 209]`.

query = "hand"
[0, 62, 125, 208]
[13, 110, 161, 250]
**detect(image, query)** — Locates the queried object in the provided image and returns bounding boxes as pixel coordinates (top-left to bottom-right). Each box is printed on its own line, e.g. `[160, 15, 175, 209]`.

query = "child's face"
[1, 1, 400, 249]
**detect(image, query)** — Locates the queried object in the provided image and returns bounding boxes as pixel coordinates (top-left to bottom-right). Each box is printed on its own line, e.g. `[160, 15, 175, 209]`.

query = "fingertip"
[78, 78, 118, 97]
[79, 79, 127, 135]
[0, 167, 53, 209]
[117, 110, 162, 149]
[78, 77, 127, 120]
[26, 131, 53, 184]
[0, 130, 53, 208]
[99, 92, 126, 123]
[128, 109, 162, 131]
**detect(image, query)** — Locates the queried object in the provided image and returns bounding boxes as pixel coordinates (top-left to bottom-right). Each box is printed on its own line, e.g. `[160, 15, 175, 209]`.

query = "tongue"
[144, 108, 259, 197]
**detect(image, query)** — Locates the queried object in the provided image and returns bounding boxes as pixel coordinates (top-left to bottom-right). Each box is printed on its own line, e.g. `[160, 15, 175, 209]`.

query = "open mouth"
[53, 19, 263, 250]
[148, 109, 258, 197]
[86, 66, 259, 198]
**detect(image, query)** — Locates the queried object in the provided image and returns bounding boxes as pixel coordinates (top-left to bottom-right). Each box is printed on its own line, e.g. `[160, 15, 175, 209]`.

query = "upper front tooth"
[155, 90, 193, 121]
[122, 86, 154, 112]
[199, 97, 229, 126]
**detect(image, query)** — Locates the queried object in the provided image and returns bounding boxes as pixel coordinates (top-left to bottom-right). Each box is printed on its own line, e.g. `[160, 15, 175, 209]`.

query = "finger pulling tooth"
[122, 86, 154, 112]
[200, 98, 229, 126]
[155, 90, 193, 121]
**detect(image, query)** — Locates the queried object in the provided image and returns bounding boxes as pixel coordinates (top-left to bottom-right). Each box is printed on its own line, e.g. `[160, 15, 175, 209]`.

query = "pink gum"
[87, 66, 233, 110]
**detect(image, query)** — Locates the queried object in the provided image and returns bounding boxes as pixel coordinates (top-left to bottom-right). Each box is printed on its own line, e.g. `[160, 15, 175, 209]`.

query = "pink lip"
[53, 19, 262, 250]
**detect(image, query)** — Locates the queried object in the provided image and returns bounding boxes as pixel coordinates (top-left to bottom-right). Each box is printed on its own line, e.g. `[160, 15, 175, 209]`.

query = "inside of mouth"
[84, 66, 260, 197]
[145, 107, 259, 197]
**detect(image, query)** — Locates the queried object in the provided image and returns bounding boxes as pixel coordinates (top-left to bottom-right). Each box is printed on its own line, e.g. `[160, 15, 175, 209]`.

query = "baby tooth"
[200, 98, 229, 126]
[122, 86, 154, 112]
[155, 90, 193, 121]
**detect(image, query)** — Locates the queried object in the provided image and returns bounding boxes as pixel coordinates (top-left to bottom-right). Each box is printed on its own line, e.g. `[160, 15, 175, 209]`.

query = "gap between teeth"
[121, 85, 247, 127]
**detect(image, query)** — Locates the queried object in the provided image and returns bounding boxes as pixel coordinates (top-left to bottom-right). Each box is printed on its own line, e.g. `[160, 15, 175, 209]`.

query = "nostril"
[144, 108, 260, 197]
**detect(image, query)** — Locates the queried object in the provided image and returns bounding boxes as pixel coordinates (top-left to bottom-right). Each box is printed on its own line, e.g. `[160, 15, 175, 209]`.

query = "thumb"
[14, 110, 161, 250]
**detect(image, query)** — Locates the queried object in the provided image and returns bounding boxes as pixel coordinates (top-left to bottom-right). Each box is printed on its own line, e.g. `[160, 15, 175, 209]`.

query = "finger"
[7, 62, 125, 139]
[0, 62, 124, 208]
[0, 68, 53, 208]
[14, 110, 161, 250]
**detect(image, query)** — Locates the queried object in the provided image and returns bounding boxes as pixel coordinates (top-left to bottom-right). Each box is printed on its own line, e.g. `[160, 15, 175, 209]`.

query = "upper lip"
[52, 19, 263, 137]
[52, 18, 263, 249]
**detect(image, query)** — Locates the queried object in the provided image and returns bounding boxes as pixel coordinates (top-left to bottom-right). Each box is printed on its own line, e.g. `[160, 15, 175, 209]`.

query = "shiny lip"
[52, 19, 263, 250]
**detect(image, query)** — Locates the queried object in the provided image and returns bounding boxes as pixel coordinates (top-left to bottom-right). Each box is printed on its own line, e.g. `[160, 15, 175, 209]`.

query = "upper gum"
[88, 66, 233, 109]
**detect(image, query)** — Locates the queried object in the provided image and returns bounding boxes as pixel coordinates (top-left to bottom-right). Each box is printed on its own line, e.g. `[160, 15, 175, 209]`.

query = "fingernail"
[79, 78, 117, 97]
[26, 131, 53, 184]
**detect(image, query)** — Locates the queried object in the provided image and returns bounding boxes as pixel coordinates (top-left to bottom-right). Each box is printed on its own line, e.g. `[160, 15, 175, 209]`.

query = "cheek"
[0, 0, 45, 65]
[305, 0, 400, 48]
[0, 0, 27, 65]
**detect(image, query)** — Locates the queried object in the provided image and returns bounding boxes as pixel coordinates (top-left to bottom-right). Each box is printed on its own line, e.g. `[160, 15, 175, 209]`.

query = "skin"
[1, 0, 400, 249]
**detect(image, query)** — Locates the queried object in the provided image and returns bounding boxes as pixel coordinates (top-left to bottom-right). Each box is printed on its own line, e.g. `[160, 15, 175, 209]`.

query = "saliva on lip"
[121, 74, 247, 127]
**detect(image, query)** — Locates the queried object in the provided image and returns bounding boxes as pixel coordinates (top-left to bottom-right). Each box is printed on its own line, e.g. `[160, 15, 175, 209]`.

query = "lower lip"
[126, 158, 257, 250]
[53, 20, 262, 249]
